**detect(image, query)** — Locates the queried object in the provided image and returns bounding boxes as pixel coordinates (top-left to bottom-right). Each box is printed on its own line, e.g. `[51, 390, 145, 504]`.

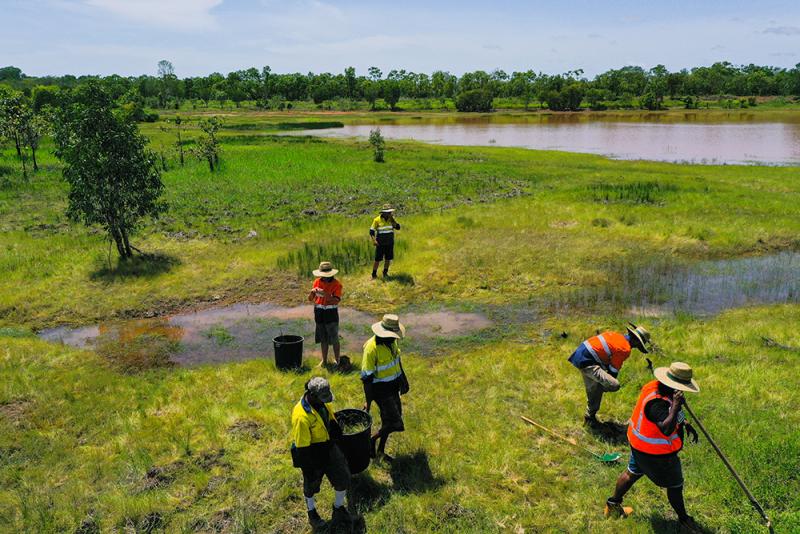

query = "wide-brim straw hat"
[312, 261, 339, 278]
[627, 323, 651, 354]
[380, 203, 395, 213]
[371, 314, 406, 339]
[654, 362, 700, 393]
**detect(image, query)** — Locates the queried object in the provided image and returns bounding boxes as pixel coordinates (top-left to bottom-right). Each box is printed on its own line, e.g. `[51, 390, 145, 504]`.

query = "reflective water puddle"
[39, 303, 492, 366]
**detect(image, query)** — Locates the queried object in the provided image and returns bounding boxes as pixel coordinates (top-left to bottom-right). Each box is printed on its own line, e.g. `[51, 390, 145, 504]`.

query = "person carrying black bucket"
[290, 377, 352, 530]
[370, 204, 401, 279]
[308, 261, 343, 368]
[567, 323, 651, 427]
[605, 362, 702, 533]
[361, 314, 408, 462]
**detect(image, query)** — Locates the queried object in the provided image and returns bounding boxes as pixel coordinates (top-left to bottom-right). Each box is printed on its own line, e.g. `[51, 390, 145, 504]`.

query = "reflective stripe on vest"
[376, 225, 394, 234]
[314, 304, 338, 310]
[583, 333, 611, 363]
[627, 380, 683, 454]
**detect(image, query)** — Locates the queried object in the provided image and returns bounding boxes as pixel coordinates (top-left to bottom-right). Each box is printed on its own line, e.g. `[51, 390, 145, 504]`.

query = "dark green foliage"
[369, 128, 385, 162]
[51, 82, 165, 258]
[194, 116, 222, 171]
[591, 181, 678, 204]
[455, 89, 494, 112]
[543, 83, 585, 111]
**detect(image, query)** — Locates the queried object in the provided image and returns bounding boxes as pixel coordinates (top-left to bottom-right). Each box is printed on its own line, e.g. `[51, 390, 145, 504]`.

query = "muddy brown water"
[299, 113, 800, 165]
[38, 304, 492, 367]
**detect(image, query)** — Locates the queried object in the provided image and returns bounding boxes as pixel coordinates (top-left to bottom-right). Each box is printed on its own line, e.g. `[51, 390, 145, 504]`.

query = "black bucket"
[273, 335, 303, 370]
[334, 409, 373, 474]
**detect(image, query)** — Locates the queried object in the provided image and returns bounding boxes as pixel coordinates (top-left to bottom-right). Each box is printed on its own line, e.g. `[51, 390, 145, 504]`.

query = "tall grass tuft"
[590, 181, 678, 204]
[277, 238, 407, 276]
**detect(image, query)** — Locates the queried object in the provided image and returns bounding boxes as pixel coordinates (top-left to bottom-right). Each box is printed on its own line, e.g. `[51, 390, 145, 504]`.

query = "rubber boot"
[331, 505, 352, 527]
[604, 500, 633, 518]
[679, 516, 703, 533]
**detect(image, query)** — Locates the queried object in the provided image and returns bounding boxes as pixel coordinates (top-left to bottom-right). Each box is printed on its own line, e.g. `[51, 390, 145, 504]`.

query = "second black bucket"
[334, 409, 373, 474]
[273, 335, 304, 370]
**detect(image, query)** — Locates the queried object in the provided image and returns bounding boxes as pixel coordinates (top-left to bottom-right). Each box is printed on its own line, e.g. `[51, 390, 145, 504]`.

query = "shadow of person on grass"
[389, 449, 446, 494]
[649, 513, 715, 534]
[90, 253, 181, 281]
[382, 272, 415, 286]
[586, 420, 628, 446]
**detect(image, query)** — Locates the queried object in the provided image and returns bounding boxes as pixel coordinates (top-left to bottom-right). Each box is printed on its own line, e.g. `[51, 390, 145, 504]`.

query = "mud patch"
[228, 419, 264, 440]
[0, 398, 31, 427]
[40, 303, 493, 367]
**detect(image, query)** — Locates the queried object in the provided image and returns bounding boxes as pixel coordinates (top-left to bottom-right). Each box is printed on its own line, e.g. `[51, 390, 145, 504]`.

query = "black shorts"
[375, 391, 404, 433]
[628, 448, 684, 488]
[314, 321, 339, 344]
[375, 242, 394, 262]
[301, 443, 351, 496]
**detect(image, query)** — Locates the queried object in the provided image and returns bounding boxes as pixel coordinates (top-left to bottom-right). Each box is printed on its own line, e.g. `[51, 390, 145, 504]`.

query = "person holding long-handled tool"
[605, 362, 703, 532]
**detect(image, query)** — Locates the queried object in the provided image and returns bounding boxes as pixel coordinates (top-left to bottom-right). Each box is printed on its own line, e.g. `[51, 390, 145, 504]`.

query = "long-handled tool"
[683, 400, 774, 533]
[520, 415, 621, 464]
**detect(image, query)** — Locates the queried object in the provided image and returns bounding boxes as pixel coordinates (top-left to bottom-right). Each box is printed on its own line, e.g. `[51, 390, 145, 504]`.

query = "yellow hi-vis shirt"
[361, 336, 402, 383]
[291, 397, 337, 448]
[370, 215, 399, 238]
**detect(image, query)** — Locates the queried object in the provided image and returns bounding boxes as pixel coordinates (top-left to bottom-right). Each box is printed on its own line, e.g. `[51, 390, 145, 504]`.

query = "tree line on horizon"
[2, 61, 800, 114]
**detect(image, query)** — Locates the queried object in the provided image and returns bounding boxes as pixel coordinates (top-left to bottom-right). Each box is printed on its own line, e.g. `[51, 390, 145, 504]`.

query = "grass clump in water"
[95, 333, 179, 373]
[203, 324, 235, 345]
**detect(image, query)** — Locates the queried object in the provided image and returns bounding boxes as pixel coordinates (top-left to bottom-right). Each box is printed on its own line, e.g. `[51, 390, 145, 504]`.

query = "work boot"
[604, 499, 633, 518]
[307, 509, 325, 529]
[382, 270, 389, 278]
[584, 414, 601, 428]
[331, 505, 352, 526]
[679, 516, 703, 533]
[371, 271, 377, 279]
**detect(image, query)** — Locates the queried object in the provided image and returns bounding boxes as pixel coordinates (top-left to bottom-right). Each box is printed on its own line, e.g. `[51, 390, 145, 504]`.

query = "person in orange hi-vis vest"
[567, 323, 651, 426]
[604, 362, 701, 533]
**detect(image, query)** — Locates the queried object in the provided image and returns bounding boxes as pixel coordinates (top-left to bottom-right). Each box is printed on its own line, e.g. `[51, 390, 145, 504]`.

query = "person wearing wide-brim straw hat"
[308, 261, 343, 367]
[369, 203, 401, 279]
[360, 314, 408, 462]
[605, 362, 702, 533]
[567, 323, 652, 427]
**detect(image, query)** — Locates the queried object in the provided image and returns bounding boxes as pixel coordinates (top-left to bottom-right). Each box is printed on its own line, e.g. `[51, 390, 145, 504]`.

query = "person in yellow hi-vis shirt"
[361, 314, 408, 462]
[369, 204, 401, 279]
[290, 377, 351, 530]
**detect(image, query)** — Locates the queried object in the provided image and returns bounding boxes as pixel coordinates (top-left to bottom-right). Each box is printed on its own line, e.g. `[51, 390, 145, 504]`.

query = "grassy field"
[1, 110, 799, 532]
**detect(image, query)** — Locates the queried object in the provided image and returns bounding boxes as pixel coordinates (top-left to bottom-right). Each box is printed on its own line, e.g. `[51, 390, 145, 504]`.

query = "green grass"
[0, 109, 799, 532]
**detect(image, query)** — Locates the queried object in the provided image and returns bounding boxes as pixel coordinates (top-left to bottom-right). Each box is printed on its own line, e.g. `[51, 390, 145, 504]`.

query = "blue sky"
[2, 0, 799, 77]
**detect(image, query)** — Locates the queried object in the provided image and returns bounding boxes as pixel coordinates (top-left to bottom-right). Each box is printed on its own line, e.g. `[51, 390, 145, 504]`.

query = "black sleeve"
[369, 228, 376, 237]
[361, 373, 374, 402]
[394, 222, 401, 229]
[644, 399, 675, 434]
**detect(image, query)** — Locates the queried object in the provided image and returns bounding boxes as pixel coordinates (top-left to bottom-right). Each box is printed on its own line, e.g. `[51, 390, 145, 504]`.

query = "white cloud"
[83, 0, 224, 30]
[762, 26, 800, 36]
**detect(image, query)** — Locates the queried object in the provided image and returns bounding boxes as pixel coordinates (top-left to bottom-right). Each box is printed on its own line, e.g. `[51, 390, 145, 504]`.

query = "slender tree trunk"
[121, 227, 133, 258]
[109, 226, 126, 258]
[208, 157, 214, 172]
[13, 133, 22, 157]
[31, 146, 38, 171]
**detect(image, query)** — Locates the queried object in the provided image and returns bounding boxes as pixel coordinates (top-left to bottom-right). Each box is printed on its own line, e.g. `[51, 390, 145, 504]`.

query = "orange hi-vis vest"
[582, 331, 632, 374]
[627, 380, 683, 455]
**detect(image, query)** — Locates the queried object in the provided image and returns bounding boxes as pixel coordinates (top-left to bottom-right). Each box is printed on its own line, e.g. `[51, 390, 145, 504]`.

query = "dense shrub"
[455, 89, 494, 112]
